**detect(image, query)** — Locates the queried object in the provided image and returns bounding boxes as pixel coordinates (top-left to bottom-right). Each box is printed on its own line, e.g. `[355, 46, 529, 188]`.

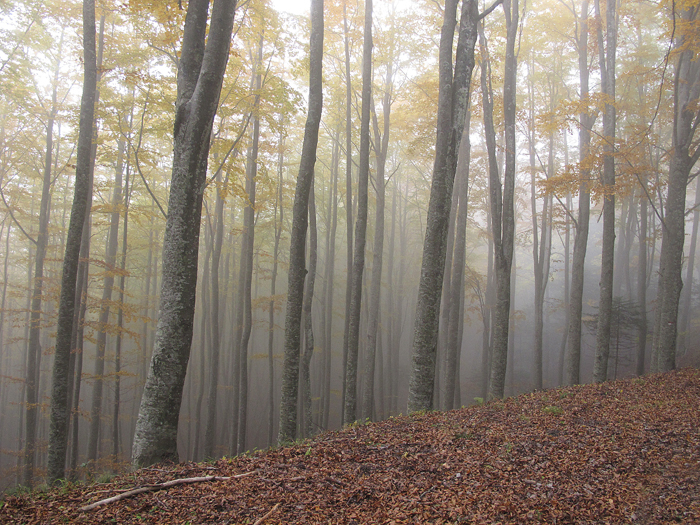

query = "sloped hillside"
[2, 369, 699, 524]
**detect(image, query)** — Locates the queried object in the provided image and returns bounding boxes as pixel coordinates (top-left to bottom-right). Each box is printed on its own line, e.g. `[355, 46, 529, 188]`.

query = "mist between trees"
[0, 0, 697, 490]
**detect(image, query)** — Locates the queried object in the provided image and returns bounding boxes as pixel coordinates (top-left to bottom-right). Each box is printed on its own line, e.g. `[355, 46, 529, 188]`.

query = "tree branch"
[79, 471, 257, 512]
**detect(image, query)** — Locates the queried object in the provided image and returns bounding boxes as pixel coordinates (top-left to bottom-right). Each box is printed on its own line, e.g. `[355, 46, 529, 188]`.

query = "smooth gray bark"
[301, 180, 317, 439]
[565, 0, 593, 386]
[267, 125, 284, 446]
[593, 0, 617, 383]
[46, 0, 97, 484]
[132, 0, 238, 468]
[480, 0, 517, 400]
[637, 178, 648, 376]
[407, 0, 480, 413]
[89, 120, 124, 464]
[23, 31, 62, 486]
[444, 110, 470, 410]
[278, 0, 323, 444]
[652, 4, 700, 371]
[344, 0, 372, 425]
[340, 0, 354, 426]
[677, 175, 700, 355]
[362, 55, 393, 420]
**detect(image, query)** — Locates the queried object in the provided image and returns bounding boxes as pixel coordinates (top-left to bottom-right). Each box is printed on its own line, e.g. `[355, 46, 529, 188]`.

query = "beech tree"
[278, 0, 323, 444]
[652, 1, 700, 372]
[592, 0, 617, 384]
[132, 0, 238, 468]
[46, 0, 97, 484]
[343, 0, 372, 425]
[407, 0, 484, 412]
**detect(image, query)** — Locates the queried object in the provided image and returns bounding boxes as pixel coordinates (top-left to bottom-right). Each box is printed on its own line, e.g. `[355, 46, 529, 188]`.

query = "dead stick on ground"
[253, 503, 280, 525]
[79, 471, 257, 512]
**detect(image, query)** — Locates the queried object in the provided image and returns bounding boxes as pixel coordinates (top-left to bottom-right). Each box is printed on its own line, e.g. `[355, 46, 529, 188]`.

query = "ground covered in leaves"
[3, 369, 700, 524]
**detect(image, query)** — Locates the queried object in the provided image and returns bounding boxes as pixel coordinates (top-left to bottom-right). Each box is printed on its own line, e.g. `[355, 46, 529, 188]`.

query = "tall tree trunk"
[86, 16, 114, 464]
[203, 179, 224, 458]
[677, 171, 700, 356]
[593, 0, 617, 383]
[480, 0, 519, 399]
[301, 180, 318, 438]
[344, 0, 373, 425]
[637, 177, 648, 375]
[132, 0, 238, 468]
[22, 28, 65, 486]
[267, 124, 285, 446]
[565, 0, 593, 386]
[89, 122, 123, 465]
[238, 47, 263, 453]
[46, 0, 97, 484]
[652, 3, 700, 371]
[362, 54, 393, 419]
[113, 142, 130, 464]
[340, 0, 354, 426]
[444, 109, 470, 410]
[408, 0, 479, 412]
[68, 235, 90, 480]
[278, 0, 324, 443]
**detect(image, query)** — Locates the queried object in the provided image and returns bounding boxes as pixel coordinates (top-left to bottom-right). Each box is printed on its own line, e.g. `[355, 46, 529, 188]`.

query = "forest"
[0, 0, 698, 491]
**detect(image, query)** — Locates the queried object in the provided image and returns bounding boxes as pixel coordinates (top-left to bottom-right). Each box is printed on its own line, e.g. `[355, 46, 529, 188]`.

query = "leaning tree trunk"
[278, 0, 324, 444]
[132, 0, 238, 468]
[344, 0, 372, 425]
[407, 0, 480, 413]
[46, 0, 97, 484]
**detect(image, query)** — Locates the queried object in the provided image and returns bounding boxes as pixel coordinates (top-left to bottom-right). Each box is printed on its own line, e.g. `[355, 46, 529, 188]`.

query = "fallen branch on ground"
[79, 471, 257, 511]
[253, 503, 280, 525]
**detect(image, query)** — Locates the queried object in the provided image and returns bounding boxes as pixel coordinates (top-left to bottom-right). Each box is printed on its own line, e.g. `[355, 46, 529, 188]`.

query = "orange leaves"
[3, 369, 700, 523]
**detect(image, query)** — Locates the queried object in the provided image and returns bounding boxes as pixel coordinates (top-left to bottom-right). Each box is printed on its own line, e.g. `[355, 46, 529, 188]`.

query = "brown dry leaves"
[3, 369, 700, 524]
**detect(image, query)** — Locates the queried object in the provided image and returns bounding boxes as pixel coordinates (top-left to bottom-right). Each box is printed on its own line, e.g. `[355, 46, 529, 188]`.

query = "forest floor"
[2, 369, 700, 524]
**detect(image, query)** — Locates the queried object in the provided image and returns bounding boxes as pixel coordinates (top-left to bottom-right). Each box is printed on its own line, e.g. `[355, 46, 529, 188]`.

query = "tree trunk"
[593, 0, 617, 383]
[46, 0, 97, 484]
[565, 0, 593, 386]
[301, 180, 318, 438]
[340, 0, 354, 426]
[444, 110, 470, 410]
[408, 0, 479, 412]
[21, 27, 65, 486]
[677, 171, 700, 356]
[362, 53, 393, 420]
[637, 177, 648, 376]
[278, 0, 323, 443]
[132, 0, 238, 468]
[652, 3, 700, 370]
[267, 124, 285, 446]
[480, 0, 519, 399]
[321, 132, 339, 430]
[344, 0, 373, 425]
[113, 140, 130, 464]
[237, 36, 263, 455]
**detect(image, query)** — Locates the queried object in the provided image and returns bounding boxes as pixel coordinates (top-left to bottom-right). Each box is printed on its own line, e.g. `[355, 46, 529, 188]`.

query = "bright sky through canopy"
[271, 0, 309, 16]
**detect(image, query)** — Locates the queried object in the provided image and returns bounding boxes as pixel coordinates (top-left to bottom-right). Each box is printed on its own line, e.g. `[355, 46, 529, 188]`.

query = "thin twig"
[79, 471, 257, 512]
[253, 503, 280, 525]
